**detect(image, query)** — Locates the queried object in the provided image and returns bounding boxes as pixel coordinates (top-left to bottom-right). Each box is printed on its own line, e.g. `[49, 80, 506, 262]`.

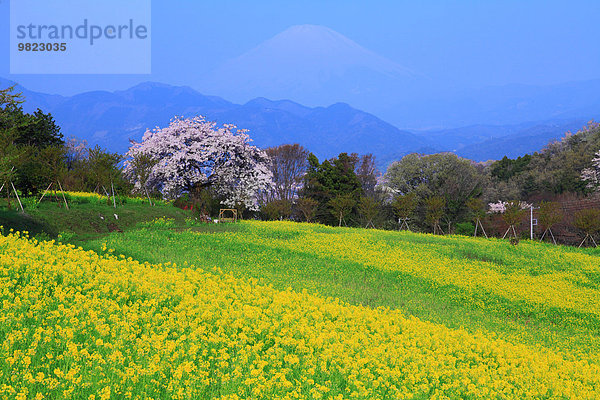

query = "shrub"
[425, 196, 446, 234]
[262, 200, 292, 221]
[455, 222, 474, 236]
[295, 198, 318, 223]
[574, 209, 600, 236]
[502, 200, 526, 228]
[392, 193, 418, 220]
[538, 201, 563, 230]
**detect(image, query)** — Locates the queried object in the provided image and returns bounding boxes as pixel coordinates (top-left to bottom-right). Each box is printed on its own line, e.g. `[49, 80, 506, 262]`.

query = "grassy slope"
[0, 198, 190, 241]
[79, 220, 600, 363]
[2, 198, 598, 361]
[5, 228, 599, 399]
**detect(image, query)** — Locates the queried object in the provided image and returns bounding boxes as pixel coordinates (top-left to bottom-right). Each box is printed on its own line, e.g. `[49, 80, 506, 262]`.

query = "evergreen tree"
[302, 153, 363, 225]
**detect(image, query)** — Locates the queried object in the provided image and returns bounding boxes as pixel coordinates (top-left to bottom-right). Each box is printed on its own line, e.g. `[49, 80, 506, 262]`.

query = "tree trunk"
[6, 184, 11, 210]
[144, 186, 153, 206]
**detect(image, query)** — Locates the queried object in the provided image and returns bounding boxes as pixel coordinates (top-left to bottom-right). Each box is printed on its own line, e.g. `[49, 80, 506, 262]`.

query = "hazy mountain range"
[1, 24, 598, 166]
[1, 78, 425, 164]
[197, 25, 600, 130]
[1, 76, 596, 167]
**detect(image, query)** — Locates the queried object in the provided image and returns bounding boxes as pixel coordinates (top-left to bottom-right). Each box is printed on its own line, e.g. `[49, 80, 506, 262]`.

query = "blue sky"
[1, 0, 599, 96]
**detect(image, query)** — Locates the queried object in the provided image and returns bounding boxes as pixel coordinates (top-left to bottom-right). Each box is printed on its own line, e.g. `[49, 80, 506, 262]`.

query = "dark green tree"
[0, 86, 65, 195]
[0, 85, 24, 108]
[490, 155, 532, 181]
[302, 152, 362, 225]
[487, 122, 600, 197]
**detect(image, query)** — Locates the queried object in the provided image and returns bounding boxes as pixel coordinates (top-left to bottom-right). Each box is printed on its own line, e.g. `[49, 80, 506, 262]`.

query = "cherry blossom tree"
[124, 116, 273, 210]
[488, 200, 532, 214]
[581, 150, 600, 191]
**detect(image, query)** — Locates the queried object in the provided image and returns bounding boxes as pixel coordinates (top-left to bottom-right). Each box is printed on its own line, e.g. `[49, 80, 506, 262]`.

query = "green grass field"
[79, 218, 600, 364]
[0, 195, 188, 241]
[2, 197, 600, 398]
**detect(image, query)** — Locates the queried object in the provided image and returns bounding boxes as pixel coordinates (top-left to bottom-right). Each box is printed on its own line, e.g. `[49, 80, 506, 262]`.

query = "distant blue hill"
[454, 120, 590, 161]
[414, 119, 594, 162]
[0, 78, 426, 166]
[0, 78, 596, 166]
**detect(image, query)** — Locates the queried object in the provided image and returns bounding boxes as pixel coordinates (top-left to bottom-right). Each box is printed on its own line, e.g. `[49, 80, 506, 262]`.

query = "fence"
[483, 194, 600, 246]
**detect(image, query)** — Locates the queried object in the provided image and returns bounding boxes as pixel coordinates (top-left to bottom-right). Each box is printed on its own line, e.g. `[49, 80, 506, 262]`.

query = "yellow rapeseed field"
[1, 227, 600, 399]
[56, 191, 163, 206]
[236, 222, 600, 325]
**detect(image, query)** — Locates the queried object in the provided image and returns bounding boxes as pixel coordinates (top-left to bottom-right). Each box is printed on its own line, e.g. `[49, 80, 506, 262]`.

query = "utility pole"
[530, 205, 539, 240]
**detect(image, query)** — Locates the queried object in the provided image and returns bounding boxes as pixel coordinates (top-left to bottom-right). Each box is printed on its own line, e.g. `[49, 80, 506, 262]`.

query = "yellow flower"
[0, 221, 599, 399]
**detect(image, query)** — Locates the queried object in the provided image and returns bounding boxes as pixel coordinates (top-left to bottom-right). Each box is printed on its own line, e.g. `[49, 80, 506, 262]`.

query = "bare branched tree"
[296, 197, 318, 223]
[264, 144, 309, 202]
[354, 153, 378, 198]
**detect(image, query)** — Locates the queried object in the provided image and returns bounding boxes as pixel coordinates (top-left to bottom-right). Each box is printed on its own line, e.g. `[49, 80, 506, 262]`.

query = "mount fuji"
[198, 25, 600, 130]
[200, 25, 423, 116]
